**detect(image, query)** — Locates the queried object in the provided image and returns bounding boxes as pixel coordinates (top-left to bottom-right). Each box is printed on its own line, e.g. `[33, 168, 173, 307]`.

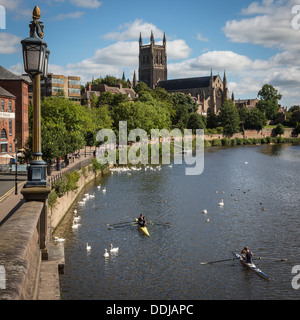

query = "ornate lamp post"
[21, 6, 49, 186]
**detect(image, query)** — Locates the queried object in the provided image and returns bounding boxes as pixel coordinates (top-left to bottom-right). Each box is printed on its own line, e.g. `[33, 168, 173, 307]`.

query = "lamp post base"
[26, 160, 48, 186]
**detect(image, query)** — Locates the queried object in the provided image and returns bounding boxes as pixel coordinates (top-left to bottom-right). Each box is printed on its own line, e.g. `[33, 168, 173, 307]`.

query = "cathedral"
[138, 32, 229, 114]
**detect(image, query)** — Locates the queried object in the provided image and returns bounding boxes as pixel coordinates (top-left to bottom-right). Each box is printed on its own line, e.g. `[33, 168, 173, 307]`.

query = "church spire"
[122, 71, 125, 81]
[133, 70, 137, 87]
[150, 30, 154, 45]
[139, 32, 142, 47]
[223, 70, 227, 87]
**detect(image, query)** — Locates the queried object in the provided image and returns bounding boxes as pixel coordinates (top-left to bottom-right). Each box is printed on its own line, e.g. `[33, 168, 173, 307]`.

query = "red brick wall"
[0, 80, 29, 149]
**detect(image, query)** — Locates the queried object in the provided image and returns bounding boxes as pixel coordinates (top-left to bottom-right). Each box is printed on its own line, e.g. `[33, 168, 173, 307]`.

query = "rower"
[241, 246, 253, 264]
[138, 214, 145, 227]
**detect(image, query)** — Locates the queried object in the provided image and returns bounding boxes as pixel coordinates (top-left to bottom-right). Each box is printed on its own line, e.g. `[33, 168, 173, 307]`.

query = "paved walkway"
[0, 149, 93, 226]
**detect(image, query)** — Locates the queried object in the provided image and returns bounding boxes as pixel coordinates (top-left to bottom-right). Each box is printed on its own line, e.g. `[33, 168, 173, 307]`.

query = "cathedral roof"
[157, 76, 217, 91]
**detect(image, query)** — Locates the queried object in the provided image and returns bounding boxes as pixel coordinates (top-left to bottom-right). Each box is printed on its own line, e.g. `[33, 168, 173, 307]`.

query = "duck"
[110, 244, 119, 253]
[86, 243, 91, 251]
[103, 249, 109, 257]
[219, 199, 224, 206]
[202, 209, 207, 214]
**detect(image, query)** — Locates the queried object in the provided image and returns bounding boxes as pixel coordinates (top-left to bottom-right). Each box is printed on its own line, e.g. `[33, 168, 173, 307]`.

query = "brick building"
[40, 74, 81, 103]
[0, 86, 16, 163]
[0, 66, 29, 150]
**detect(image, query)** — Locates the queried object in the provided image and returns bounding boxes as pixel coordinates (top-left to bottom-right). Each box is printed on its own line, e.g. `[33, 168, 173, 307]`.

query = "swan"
[110, 244, 119, 253]
[206, 218, 210, 223]
[219, 199, 224, 206]
[73, 216, 80, 222]
[103, 249, 109, 257]
[54, 236, 65, 242]
[102, 188, 106, 193]
[72, 222, 80, 229]
[86, 243, 91, 251]
[89, 193, 95, 198]
[97, 185, 101, 189]
[74, 209, 77, 214]
[244, 162, 248, 164]
[202, 209, 207, 214]
[84, 193, 89, 197]
[78, 201, 85, 205]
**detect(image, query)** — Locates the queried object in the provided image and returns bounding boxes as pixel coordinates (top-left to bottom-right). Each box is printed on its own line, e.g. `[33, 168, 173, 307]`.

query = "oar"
[200, 257, 237, 265]
[254, 256, 287, 261]
[110, 222, 137, 229]
[148, 221, 174, 227]
[107, 221, 136, 226]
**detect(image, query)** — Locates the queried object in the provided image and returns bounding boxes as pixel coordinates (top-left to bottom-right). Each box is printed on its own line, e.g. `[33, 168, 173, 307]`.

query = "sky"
[0, 0, 300, 107]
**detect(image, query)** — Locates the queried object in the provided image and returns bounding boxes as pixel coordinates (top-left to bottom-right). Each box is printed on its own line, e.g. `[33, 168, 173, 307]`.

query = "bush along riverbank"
[49, 159, 109, 230]
[204, 136, 300, 147]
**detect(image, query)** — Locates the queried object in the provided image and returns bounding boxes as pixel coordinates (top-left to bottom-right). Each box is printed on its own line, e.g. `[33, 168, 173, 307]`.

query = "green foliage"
[274, 123, 285, 136]
[218, 100, 240, 135]
[257, 84, 282, 120]
[244, 108, 267, 130]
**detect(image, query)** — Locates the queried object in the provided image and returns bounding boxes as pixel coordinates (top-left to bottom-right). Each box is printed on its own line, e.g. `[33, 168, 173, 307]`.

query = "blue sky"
[1, 0, 300, 107]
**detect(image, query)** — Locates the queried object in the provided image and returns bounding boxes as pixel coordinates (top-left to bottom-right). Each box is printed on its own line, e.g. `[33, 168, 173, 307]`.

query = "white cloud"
[70, 0, 102, 9]
[196, 33, 209, 42]
[0, 33, 21, 54]
[54, 11, 84, 20]
[102, 19, 164, 41]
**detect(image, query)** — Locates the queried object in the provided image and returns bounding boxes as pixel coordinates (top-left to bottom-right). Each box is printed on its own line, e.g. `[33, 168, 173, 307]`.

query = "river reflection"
[57, 144, 300, 300]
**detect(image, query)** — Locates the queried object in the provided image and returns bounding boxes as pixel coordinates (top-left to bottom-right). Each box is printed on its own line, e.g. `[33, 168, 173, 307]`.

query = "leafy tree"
[238, 106, 249, 131]
[133, 82, 151, 94]
[218, 100, 240, 135]
[187, 113, 205, 133]
[257, 84, 282, 120]
[206, 112, 219, 129]
[274, 123, 285, 136]
[244, 108, 267, 130]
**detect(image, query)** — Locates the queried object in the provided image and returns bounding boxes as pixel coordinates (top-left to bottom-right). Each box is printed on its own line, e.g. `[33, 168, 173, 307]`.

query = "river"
[55, 144, 300, 300]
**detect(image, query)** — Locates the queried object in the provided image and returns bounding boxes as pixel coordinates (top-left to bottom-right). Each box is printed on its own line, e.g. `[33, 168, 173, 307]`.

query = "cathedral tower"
[139, 32, 167, 89]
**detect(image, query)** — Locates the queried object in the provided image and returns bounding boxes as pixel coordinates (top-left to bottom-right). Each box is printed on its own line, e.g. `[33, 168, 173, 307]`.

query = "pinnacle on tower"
[139, 32, 142, 46]
[223, 70, 227, 86]
[150, 30, 154, 45]
[163, 32, 166, 46]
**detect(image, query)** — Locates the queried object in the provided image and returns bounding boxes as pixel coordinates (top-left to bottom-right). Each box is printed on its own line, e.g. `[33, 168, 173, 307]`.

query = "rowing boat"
[135, 218, 150, 237]
[232, 251, 270, 280]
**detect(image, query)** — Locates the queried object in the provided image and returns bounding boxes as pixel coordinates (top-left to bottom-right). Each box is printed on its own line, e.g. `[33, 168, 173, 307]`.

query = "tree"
[257, 84, 282, 120]
[244, 108, 267, 130]
[274, 123, 285, 136]
[218, 100, 240, 135]
[133, 82, 151, 94]
[187, 113, 205, 133]
[238, 106, 249, 131]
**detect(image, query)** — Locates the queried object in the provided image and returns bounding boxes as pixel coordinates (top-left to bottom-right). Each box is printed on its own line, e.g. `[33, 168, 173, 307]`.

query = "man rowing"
[137, 214, 147, 227]
[241, 246, 253, 264]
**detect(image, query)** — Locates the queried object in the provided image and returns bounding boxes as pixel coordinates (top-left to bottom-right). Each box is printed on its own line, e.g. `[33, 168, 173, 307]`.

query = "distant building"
[0, 66, 29, 150]
[81, 82, 137, 107]
[38, 74, 81, 103]
[234, 98, 258, 111]
[0, 87, 16, 161]
[138, 32, 229, 114]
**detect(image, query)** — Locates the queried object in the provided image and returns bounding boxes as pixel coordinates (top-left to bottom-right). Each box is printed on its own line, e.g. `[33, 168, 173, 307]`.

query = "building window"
[50, 78, 64, 85]
[68, 88, 80, 94]
[1, 100, 4, 111]
[8, 101, 12, 112]
[1, 143, 7, 153]
[9, 144, 12, 152]
[9, 120, 12, 136]
[69, 79, 80, 86]
[1, 128, 7, 139]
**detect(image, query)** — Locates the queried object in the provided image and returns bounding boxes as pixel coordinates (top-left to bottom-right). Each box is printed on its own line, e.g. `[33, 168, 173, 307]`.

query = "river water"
[56, 144, 300, 300]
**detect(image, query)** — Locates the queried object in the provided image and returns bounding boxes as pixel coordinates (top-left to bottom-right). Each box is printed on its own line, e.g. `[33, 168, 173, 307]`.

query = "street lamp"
[21, 5, 49, 186]
[14, 138, 18, 195]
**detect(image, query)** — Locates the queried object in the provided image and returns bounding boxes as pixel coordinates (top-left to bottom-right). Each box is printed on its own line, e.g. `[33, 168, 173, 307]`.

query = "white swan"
[202, 209, 207, 214]
[72, 222, 80, 229]
[206, 218, 210, 223]
[54, 236, 65, 242]
[97, 185, 101, 189]
[110, 244, 119, 253]
[89, 193, 95, 198]
[84, 193, 89, 197]
[102, 187, 106, 193]
[78, 201, 85, 205]
[74, 209, 77, 214]
[86, 243, 91, 251]
[73, 216, 80, 222]
[219, 199, 224, 206]
[103, 249, 109, 257]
